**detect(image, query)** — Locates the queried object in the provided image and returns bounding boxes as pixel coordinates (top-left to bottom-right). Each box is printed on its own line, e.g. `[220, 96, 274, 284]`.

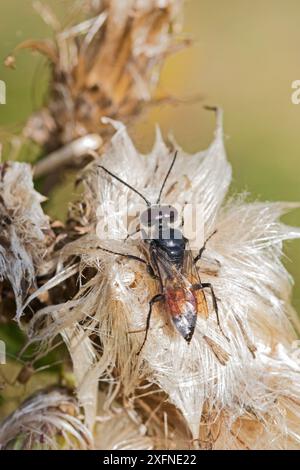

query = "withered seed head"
[22, 0, 183, 151]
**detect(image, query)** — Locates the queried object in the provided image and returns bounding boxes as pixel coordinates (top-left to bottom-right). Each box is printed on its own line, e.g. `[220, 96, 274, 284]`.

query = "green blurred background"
[0, 0, 299, 315]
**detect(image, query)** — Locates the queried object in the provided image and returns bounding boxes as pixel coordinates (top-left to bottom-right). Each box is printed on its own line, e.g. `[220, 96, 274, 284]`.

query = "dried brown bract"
[22, 0, 183, 151]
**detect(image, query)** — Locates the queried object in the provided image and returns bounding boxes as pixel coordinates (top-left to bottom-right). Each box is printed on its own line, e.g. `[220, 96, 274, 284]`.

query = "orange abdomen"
[165, 287, 197, 318]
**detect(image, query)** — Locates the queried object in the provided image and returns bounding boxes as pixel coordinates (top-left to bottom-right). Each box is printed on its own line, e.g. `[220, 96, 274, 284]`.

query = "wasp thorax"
[140, 205, 178, 227]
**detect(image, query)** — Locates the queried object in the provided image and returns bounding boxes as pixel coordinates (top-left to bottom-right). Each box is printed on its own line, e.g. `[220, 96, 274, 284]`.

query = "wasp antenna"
[98, 165, 151, 206]
[156, 150, 178, 204]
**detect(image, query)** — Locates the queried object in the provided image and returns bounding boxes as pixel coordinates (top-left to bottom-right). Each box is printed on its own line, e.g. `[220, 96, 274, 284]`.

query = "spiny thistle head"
[0, 388, 93, 450]
[22, 113, 300, 448]
[20, 0, 183, 151]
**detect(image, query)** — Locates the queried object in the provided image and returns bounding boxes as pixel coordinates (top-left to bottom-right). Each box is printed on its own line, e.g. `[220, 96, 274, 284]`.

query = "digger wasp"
[98, 151, 229, 363]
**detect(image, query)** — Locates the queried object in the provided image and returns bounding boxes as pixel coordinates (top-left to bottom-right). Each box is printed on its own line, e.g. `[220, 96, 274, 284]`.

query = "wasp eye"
[140, 205, 178, 227]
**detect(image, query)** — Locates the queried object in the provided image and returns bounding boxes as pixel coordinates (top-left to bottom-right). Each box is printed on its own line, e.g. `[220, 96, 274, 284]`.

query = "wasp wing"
[150, 244, 198, 342]
[149, 242, 209, 320]
[149, 242, 229, 365]
[183, 246, 209, 320]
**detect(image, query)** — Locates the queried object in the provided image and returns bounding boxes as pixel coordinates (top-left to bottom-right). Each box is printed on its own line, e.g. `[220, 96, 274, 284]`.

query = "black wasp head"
[140, 204, 178, 228]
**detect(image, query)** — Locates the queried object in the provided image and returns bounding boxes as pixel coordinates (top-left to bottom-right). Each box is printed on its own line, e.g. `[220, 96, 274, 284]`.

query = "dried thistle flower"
[22, 112, 300, 449]
[0, 388, 93, 450]
[0, 162, 54, 318]
[94, 392, 153, 450]
[21, 0, 183, 151]
[193, 342, 300, 450]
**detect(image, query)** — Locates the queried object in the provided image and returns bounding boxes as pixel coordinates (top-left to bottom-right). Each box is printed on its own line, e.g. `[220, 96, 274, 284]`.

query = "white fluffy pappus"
[0, 388, 93, 450]
[24, 112, 300, 448]
[0, 162, 53, 318]
[94, 392, 153, 450]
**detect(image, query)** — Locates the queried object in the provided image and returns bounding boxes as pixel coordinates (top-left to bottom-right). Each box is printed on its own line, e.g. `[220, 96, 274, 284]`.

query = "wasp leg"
[96, 245, 158, 279]
[194, 230, 218, 265]
[146, 265, 160, 280]
[137, 293, 165, 356]
[192, 282, 229, 341]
